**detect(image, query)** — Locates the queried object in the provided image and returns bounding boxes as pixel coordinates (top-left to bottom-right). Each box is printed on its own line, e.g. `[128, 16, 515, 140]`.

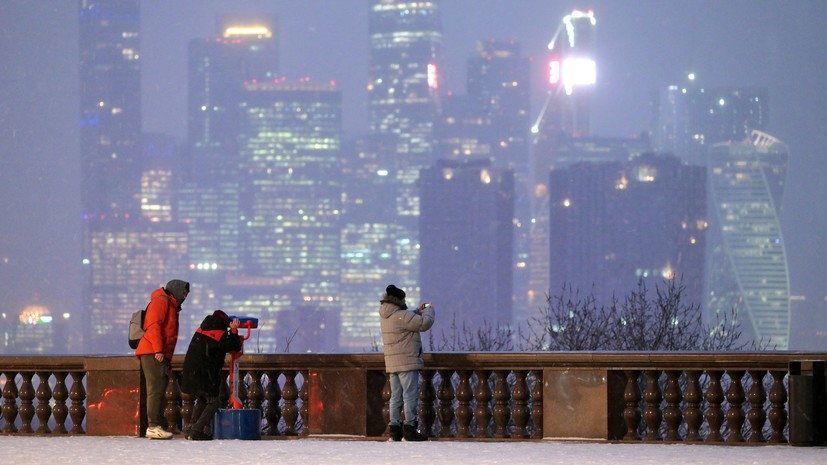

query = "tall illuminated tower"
[529, 9, 597, 309]
[79, 0, 143, 352]
[363, 0, 444, 303]
[235, 80, 342, 351]
[181, 16, 279, 278]
[79, 0, 142, 219]
[707, 130, 790, 348]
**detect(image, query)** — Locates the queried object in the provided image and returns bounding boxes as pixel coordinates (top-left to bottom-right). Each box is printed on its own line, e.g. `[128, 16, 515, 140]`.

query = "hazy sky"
[1, 1, 826, 346]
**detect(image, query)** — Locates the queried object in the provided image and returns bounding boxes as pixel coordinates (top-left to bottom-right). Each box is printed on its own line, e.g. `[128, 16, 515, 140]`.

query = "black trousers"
[190, 395, 220, 433]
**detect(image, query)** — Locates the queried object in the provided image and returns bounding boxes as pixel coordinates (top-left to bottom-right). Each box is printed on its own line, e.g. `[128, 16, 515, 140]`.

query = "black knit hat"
[386, 284, 406, 300]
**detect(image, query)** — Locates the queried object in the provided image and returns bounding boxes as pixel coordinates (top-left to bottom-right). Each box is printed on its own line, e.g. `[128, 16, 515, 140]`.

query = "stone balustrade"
[1, 352, 825, 444]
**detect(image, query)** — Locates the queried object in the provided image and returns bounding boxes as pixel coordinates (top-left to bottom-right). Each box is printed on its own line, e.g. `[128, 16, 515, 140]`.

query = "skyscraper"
[653, 77, 769, 166]
[79, 0, 143, 352]
[181, 15, 279, 279]
[368, 0, 443, 181]
[235, 80, 343, 352]
[548, 153, 706, 309]
[706, 130, 790, 348]
[532, 9, 597, 142]
[354, 0, 444, 307]
[419, 159, 514, 330]
[79, 0, 142, 219]
[529, 9, 598, 309]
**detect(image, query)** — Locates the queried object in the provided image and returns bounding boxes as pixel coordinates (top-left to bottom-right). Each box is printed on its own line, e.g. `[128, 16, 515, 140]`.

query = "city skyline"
[1, 1, 826, 351]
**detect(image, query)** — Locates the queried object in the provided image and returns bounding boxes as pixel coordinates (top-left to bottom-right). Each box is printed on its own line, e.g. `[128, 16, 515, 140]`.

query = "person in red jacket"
[135, 279, 189, 439]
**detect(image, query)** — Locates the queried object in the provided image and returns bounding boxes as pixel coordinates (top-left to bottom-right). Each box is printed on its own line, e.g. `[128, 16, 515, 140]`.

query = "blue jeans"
[389, 370, 419, 426]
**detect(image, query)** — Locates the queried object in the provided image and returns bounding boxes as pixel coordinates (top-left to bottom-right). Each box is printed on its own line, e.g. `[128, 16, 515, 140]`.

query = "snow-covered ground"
[1, 435, 823, 464]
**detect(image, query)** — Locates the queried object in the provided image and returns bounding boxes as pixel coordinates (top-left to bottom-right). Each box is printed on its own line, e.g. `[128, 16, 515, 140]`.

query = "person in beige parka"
[379, 284, 435, 441]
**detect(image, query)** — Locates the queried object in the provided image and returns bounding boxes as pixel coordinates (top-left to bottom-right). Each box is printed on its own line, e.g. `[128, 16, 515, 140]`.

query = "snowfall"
[1, 435, 824, 465]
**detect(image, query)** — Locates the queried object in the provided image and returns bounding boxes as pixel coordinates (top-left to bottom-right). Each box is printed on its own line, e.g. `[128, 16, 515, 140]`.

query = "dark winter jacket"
[379, 294, 435, 373]
[181, 314, 242, 397]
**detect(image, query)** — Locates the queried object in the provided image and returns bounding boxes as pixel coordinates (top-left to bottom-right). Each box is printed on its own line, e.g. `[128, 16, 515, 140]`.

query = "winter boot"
[402, 422, 427, 441]
[388, 424, 402, 442]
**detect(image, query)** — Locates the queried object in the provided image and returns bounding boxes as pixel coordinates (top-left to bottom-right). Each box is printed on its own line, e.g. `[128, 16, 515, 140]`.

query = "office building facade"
[706, 130, 790, 348]
[419, 159, 514, 330]
[548, 153, 706, 310]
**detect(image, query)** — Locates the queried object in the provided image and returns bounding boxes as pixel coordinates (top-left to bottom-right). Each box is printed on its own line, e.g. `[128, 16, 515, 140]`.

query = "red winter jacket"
[135, 287, 181, 362]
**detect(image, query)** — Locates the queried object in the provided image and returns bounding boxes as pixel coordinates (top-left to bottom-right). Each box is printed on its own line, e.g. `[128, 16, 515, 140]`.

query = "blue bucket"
[213, 409, 261, 440]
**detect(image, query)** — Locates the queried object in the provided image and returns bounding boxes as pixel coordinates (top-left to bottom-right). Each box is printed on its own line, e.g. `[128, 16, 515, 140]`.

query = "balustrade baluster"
[281, 370, 299, 435]
[492, 370, 512, 438]
[530, 370, 543, 438]
[419, 370, 436, 437]
[35, 371, 53, 434]
[455, 370, 473, 438]
[511, 370, 529, 438]
[299, 370, 309, 436]
[180, 390, 194, 433]
[238, 370, 249, 406]
[663, 370, 682, 441]
[2, 371, 19, 433]
[767, 370, 787, 443]
[381, 373, 392, 436]
[19, 372, 35, 433]
[683, 370, 702, 442]
[247, 371, 264, 411]
[473, 370, 492, 438]
[746, 370, 767, 443]
[69, 372, 86, 434]
[52, 371, 69, 434]
[622, 370, 641, 440]
[725, 370, 745, 442]
[263, 370, 282, 436]
[642, 370, 662, 441]
[436, 369, 455, 438]
[704, 370, 724, 442]
[164, 371, 182, 434]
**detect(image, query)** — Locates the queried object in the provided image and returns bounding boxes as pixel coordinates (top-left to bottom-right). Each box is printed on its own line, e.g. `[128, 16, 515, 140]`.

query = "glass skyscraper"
[79, 0, 144, 353]
[79, 0, 142, 219]
[341, 0, 444, 314]
[707, 130, 790, 348]
[235, 81, 343, 352]
[653, 80, 769, 166]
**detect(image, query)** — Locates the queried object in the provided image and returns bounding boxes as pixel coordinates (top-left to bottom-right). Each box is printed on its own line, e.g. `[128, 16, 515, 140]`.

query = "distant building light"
[223, 26, 272, 38]
[427, 63, 438, 89]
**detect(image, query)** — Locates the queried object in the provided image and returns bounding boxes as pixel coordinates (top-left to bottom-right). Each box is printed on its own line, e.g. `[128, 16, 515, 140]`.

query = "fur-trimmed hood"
[379, 293, 407, 315]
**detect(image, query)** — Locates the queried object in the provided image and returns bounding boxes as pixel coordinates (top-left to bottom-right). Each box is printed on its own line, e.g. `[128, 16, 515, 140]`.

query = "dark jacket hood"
[165, 279, 190, 304]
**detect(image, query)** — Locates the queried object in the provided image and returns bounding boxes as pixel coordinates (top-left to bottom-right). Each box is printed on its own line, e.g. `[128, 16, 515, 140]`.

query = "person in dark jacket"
[181, 310, 242, 441]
